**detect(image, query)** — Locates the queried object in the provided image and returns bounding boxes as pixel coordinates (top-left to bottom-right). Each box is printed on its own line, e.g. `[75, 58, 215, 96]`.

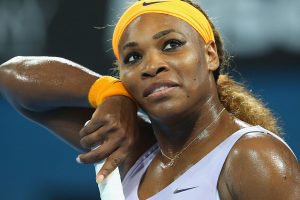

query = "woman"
[0, 0, 299, 199]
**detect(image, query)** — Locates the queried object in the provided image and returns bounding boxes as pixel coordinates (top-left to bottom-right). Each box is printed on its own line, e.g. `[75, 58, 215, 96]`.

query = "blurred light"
[0, 0, 59, 57]
[105, 0, 300, 57]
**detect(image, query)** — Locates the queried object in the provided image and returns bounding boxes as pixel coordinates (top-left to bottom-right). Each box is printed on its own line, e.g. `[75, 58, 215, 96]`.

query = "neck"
[150, 94, 230, 159]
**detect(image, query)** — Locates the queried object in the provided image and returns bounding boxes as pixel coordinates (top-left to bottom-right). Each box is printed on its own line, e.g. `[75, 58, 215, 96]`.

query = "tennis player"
[0, 0, 299, 199]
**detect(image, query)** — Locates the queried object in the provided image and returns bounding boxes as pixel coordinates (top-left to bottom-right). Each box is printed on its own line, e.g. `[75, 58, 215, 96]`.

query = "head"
[112, 0, 229, 79]
[113, 0, 224, 121]
[111, 0, 281, 133]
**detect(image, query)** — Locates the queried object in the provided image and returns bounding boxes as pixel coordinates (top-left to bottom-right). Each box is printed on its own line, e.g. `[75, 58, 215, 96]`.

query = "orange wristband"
[88, 76, 133, 108]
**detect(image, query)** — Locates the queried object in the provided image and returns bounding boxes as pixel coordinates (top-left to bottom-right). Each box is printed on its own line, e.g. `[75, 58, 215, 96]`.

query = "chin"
[143, 101, 189, 123]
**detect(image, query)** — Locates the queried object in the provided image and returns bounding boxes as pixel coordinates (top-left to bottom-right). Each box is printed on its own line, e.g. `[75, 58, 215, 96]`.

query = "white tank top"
[122, 125, 296, 200]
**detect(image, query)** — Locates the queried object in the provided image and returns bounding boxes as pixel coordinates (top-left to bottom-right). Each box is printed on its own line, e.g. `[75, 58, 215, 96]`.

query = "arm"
[0, 56, 99, 150]
[0, 57, 155, 176]
[0, 56, 99, 111]
[221, 133, 300, 200]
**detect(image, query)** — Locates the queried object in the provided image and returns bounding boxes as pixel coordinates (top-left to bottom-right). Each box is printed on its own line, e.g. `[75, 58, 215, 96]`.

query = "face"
[118, 13, 219, 122]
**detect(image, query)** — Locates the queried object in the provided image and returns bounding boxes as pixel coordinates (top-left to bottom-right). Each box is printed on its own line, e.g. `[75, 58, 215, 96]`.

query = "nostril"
[156, 66, 166, 74]
[142, 72, 152, 78]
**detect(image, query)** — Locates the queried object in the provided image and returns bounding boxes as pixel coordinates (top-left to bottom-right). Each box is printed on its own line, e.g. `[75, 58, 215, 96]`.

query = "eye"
[123, 52, 142, 65]
[163, 39, 186, 52]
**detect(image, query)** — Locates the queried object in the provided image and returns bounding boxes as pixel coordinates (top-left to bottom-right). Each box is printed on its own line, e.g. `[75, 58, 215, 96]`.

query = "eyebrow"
[122, 29, 177, 51]
[152, 29, 176, 40]
[123, 42, 138, 51]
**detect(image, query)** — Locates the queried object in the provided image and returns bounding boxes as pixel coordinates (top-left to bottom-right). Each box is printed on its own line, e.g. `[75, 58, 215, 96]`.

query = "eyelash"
[123, 39, 186, 65]
[123, 52, 142, 65]
[162, 39, 186, 52]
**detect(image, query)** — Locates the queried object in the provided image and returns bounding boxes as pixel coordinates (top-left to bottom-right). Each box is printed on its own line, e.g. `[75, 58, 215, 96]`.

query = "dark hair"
[182, 0, 281, 134]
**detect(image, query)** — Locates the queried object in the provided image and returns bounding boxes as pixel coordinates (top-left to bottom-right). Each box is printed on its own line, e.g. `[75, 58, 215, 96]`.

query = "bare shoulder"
[222, 132, 300, 200]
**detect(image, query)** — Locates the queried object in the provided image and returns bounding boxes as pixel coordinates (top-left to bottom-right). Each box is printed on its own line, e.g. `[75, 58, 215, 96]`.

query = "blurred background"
[0, 0, 299, 199]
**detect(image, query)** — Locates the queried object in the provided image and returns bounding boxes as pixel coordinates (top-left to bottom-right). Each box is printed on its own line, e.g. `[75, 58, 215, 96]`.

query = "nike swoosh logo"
[143, 1, 167, 6]
[173, 186, 199, 194]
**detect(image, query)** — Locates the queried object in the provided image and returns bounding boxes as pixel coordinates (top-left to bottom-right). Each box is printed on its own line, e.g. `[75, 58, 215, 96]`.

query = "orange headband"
[112, 0, 215, 60]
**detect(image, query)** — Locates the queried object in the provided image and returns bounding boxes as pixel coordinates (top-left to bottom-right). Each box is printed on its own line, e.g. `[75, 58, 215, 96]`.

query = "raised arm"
[0, 56, 99, 111]
[0, 57, 154, 176]
[0, 57, 155, 178]
[0, 56, 102, 149]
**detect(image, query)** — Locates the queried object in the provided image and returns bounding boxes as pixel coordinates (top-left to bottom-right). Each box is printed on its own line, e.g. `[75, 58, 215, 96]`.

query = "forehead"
[119, 13, 199, 46]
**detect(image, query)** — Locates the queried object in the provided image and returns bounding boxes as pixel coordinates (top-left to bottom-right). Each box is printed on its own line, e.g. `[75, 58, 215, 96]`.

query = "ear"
[205, 41, 219, 71]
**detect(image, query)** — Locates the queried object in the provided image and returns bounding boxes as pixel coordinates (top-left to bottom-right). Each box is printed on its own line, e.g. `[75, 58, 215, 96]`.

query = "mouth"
[143, 81, 179, 98]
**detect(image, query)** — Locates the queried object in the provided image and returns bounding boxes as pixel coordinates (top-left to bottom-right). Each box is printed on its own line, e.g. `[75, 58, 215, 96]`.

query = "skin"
[118, 13, 300, 199]
[0, 56, 155, 180]
[0, 12, 299, 200]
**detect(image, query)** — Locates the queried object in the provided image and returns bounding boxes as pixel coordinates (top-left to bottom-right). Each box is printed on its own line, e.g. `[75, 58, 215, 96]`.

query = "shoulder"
[221, 131, 300, 199]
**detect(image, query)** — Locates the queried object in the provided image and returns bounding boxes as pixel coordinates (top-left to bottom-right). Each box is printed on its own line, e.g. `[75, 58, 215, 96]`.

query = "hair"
[113, 0, 282, 135]
[182, 0, 281, 134]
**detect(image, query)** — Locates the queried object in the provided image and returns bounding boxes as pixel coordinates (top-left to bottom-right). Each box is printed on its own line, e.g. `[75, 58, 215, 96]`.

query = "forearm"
[0, 56, 99, 111]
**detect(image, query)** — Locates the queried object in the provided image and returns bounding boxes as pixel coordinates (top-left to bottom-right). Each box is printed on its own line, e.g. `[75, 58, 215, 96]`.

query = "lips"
[143, 81, 179, 97]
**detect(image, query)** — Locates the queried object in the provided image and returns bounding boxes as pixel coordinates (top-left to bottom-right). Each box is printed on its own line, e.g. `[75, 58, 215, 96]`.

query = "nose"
[141, 53, 168, 79]
[142, 66, 168, 78]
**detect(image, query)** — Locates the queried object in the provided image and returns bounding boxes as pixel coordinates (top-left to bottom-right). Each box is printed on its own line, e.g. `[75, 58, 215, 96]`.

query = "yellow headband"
[112, 0, 215, 60]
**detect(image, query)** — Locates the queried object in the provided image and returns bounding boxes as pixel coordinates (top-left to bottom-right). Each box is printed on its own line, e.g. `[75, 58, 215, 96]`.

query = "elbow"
[1, 56, 27, 68]
[0, 56, 36, 111]
[0, 56, 25, 87]
[0, 56, 28, 82]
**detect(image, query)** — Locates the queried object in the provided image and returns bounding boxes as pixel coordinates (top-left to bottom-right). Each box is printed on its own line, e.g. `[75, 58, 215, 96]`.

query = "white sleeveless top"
[122, 125, 296, 200]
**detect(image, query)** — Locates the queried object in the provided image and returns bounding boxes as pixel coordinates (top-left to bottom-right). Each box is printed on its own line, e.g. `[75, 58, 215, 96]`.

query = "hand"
[77, 95, 139, 182]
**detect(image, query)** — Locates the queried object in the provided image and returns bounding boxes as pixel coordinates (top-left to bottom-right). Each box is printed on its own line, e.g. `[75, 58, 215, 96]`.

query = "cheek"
[176, 49, 210, 96]
[178, 48, 206, 80]
[120, 68, 140, 98]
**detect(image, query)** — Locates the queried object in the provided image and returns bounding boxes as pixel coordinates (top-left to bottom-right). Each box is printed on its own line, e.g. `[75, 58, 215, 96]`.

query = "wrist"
[103, 95, 137, 111]
[88, 76, 134, 108]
